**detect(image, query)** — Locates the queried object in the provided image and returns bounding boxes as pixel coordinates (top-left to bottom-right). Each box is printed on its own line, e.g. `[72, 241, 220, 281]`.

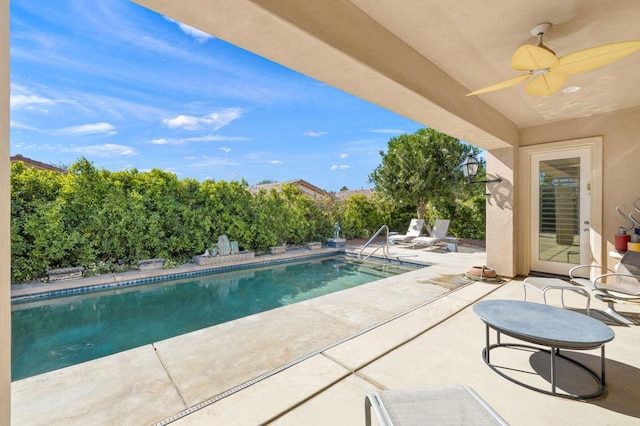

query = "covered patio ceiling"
[134, 0, 640, 151]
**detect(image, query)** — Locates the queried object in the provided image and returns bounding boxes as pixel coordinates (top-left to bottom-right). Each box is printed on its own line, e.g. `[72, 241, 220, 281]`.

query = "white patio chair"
[389, 218, 424, 244]
[569, 250, 640, 324]
[365, 385, 508, 426]
[408, 219, 450, 250]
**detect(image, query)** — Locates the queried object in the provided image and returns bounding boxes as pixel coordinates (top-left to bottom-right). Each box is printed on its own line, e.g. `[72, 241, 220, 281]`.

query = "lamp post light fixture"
[459, 152, 502, 195]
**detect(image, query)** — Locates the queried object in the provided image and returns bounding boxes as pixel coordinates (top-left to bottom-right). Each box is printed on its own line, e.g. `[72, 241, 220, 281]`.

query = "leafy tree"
[255, 179, 276, 185]
[339, 194, 382, 238]
[370, 128, 475, 217]
[250, 188, 285, 250]
[202, 179, 254, 249]
[369, 128, 485, 238]
[249, 184, 332, 248]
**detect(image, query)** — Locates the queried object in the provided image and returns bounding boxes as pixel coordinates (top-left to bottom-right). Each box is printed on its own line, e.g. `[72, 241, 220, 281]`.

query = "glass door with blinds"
[530, 148, 591, 276]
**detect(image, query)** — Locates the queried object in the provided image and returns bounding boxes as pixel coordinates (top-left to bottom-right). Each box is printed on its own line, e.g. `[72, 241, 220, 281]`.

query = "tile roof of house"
[333, 188, 374, 200]
[247, 179, 331, 198]
[10, 154, 67, 173]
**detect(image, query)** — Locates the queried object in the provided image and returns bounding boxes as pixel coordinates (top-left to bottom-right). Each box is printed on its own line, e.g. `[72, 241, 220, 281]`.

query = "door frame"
[519, 137, 603, 276]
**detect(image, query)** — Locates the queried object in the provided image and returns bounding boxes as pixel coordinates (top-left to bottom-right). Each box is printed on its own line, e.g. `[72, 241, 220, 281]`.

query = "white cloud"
[219, 147, 231, 153]
[269, 160, 284, 165]
[184, 154, 238, 167]
[11, 82, 176, 124]
[12, 142, 56, 151]
[10, 120, 38, 131]
[304, 131, 326, 137]
[165, 17, 214, 43]
[163, 108, 243, 131]
[10, 94, 55, 110]
[369, 128, 404, 134]
[150, 134, 249, 145]
[56, 122, 117, 136]
[330, 164, 350, 170]
[163, 115, 200, 130]
[177, 23, 213, 43]
[184, 134, 248, 142]
[64, 143, 137, 157]
[340, 153, 348, 159]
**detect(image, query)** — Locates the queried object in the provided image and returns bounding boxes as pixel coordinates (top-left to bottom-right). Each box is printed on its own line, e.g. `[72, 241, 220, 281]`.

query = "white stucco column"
[486, 148, 516, 277]
[1, 0, 10, 423]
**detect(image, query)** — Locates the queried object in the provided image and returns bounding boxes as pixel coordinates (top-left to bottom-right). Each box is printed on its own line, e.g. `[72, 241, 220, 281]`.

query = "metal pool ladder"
[358, 224, 390, 261]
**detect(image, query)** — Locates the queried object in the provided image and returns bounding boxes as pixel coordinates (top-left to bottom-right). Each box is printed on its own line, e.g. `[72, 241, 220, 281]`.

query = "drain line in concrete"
[154, 281, 492, 425]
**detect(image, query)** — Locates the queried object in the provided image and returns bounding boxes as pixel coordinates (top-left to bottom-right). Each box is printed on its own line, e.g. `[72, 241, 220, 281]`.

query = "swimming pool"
[11, 255, 418, 381]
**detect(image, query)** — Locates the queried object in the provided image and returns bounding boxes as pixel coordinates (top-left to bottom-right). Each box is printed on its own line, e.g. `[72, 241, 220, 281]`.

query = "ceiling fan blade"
[553, 40, 640, 75]
[511, 45, 558, 71]
[466, 74, 530, 96]
[524, 71, 567, 96]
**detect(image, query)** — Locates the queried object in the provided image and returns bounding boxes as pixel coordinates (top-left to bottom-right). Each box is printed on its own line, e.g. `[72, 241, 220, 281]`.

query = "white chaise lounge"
[409, 219, 450, 250]
[389, 218, 424, 244]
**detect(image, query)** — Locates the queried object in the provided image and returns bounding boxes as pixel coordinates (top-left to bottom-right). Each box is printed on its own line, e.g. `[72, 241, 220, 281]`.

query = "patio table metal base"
[483, 327, 606, 400]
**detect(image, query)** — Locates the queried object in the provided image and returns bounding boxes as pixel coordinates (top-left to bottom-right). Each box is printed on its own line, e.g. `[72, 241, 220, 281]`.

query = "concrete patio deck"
[11, 244, 640, 425]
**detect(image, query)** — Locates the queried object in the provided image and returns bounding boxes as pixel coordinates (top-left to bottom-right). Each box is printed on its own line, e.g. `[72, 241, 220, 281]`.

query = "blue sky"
[9, 0, 424, 192]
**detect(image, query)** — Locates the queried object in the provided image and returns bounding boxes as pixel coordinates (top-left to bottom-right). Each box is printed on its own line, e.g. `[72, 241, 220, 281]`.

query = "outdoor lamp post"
[459, 152, 502, 194]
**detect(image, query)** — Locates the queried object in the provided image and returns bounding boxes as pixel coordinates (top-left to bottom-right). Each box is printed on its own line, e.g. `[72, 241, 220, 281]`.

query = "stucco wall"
[521, 106, 640, 271]
[486, 148, 517, 277]
[1, 0, 10, 423]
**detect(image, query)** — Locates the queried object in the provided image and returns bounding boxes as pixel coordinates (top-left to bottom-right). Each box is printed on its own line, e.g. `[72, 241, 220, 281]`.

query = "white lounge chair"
[409, 219, 450, 249]
[389, 219, 424, 244]
[569, 250, 640, 324]
[365, 385, 508, 426]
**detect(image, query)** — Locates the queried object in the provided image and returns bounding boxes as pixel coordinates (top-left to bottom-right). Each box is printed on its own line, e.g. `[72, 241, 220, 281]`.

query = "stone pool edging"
[11, 248, 431, 303]
[46, 266, 85, 282]
[11, 248, 350, 302]
[11, 247, 436, 302]
[193, 251, 255, 266]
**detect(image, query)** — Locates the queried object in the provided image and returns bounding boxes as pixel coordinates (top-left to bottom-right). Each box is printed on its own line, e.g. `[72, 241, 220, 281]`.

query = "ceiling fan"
[467, 22, 640, 97]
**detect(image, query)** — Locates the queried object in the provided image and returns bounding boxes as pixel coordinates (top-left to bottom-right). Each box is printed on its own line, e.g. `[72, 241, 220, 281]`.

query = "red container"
[615, 233, 630, 251]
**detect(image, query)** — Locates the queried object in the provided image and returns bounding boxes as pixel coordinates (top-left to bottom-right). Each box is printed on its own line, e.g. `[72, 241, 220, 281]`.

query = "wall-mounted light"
[459, 152, 502, 195]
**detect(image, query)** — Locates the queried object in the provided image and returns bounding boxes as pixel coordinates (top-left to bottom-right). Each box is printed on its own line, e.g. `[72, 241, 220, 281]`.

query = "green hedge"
[10, 158, 484, 283]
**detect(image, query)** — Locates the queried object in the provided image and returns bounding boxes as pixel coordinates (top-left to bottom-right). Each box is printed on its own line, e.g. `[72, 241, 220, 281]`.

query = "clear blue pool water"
[11, 256, 417, 381]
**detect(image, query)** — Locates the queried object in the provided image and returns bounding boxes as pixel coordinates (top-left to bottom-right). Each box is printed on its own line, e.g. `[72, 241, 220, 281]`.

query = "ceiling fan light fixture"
[532, 68, 549, 77]
[562, 86, 581, 94]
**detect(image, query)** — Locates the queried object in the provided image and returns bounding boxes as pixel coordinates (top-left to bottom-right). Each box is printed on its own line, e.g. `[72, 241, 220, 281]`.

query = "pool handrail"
[358, 225, 389, 261]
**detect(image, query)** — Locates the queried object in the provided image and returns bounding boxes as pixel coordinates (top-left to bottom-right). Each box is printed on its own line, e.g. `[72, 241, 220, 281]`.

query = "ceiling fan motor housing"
[531, 22, 552, 37]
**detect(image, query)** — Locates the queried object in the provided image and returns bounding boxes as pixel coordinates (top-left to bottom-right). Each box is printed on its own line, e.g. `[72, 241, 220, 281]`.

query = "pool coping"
[10, 247, 429, 302]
